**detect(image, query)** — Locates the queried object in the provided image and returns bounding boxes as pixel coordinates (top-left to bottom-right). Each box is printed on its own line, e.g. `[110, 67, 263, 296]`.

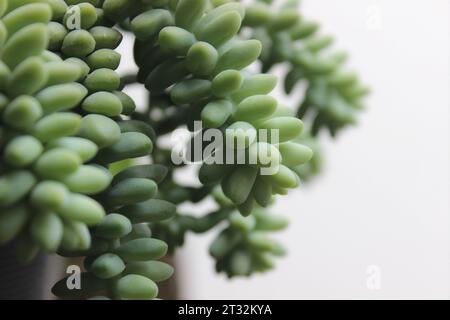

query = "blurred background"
[118, 0, 450, 299]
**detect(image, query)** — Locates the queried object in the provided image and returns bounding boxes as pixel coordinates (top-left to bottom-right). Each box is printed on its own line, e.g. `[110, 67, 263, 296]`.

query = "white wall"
[174, 0, 450, 299]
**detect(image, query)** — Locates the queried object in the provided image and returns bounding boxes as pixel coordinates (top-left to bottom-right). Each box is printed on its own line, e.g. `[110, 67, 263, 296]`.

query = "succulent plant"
[0, 0, 367, 299]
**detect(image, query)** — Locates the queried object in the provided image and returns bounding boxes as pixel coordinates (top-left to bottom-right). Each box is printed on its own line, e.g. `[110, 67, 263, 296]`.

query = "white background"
[120, 0, 450, 299]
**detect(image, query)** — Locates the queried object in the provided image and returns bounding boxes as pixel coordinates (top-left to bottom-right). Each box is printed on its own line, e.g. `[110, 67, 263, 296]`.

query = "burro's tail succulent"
[0, 0, 174, 300]
[130, 0, 313, 215]
[244, 0, 370, 136]
[0, 0, 367, 299]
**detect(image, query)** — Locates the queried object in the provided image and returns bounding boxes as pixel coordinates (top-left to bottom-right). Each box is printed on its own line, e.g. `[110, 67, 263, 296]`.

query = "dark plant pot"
[0, 242, 177, 300]
[0, 242, 63, 300]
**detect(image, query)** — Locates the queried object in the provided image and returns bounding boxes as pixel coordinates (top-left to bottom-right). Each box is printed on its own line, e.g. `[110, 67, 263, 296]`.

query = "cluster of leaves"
[129, 0, 367, 277]
[0, 0, 367, 298]
[0, 0, 174, 300]
[245, 0, 369, 136]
